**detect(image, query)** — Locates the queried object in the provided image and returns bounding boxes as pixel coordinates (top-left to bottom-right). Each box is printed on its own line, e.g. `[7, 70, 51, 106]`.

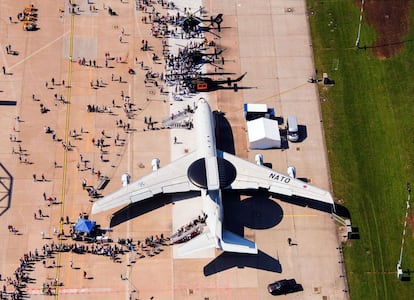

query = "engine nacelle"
[255, 153, 264, 166]
[287, 166, 296, 178]
[121, 173, 130, 186]
[152, 158, 160, 171]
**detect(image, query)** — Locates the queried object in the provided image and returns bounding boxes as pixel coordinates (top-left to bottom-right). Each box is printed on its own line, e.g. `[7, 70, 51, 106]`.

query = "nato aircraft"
[92, 99, 335, 255]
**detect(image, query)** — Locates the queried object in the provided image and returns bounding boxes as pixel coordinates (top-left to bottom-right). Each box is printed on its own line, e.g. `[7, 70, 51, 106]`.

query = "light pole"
[397, 182, 411, 280]
[355, 0, 365, 48]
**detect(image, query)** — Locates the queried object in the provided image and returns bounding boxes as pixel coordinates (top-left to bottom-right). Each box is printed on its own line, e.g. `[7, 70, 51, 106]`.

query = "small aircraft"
[184, 49, 224, 66]
[92, 99, 335, 255]
[180, 13, 223, 33]
[183, 72, 247, 92]
[164, 71, 235, 84]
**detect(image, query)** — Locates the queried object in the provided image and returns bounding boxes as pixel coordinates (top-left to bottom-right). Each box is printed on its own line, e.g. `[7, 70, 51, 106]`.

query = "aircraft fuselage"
[193, 99, 223, 246]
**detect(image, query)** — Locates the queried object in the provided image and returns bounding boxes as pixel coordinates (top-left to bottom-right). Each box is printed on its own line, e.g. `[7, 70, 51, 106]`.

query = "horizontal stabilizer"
[220, 229, 258, 254]
[92, 185, 142, 214]
[176, 232, 216, 257]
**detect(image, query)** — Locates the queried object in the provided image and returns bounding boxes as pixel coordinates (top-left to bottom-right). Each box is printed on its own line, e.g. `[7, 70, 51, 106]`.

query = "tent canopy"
[247, 117, 281, 149]
[74, 218, 96, 234]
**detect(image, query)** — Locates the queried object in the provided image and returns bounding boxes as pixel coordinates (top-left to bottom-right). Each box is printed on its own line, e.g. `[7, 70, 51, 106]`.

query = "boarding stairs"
[170, 223, 206, 244]
[162, 111, 193, 128]
[332, 213, 353, 240]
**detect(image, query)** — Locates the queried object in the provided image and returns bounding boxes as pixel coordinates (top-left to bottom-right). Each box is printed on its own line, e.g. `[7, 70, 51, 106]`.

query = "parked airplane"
[92, 99, 335, 255]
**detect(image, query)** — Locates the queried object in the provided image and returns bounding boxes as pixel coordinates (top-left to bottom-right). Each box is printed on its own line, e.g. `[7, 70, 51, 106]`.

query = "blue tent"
[74, 218, 96, 234]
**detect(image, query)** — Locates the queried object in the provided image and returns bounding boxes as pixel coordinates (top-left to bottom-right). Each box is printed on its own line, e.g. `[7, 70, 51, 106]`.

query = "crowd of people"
[1, 0, 214, 298]
[2, 215, 175, 298]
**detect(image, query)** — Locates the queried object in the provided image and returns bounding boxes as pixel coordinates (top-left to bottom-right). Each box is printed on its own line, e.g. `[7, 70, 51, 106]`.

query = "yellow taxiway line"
[54, 9, 75, 299]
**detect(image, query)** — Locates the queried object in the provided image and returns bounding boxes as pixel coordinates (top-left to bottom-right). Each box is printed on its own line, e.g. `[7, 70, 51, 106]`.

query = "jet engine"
[287, 166, 296, 178]
[152, 158, 160, 171]
[121, 173, 130, 186]
[255, 154, 263, 166]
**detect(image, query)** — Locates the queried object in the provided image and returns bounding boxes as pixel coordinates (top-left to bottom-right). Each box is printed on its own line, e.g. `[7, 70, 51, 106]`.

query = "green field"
[307, 1, 414, 299]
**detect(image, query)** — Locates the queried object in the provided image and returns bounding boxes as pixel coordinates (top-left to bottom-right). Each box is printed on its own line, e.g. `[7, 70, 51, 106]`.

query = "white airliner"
[92, 99, 335, 255]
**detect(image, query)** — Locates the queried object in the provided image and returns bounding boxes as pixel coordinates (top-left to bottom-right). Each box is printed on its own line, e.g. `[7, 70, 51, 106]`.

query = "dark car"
[267, 279, 299, 295]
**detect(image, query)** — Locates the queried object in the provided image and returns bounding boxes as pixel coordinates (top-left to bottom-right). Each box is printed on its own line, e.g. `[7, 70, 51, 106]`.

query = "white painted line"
[9, 31, 70, 70]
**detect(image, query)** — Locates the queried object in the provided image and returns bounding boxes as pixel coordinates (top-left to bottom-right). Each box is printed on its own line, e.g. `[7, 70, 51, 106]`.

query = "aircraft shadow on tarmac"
[204, 250, 281, 276]
[109, 192, 199, 227]
[0, 163, 13, 217]
[109, 190, 284, 232]
[214, 110, 235, 154]
[223, 190, 283, 231]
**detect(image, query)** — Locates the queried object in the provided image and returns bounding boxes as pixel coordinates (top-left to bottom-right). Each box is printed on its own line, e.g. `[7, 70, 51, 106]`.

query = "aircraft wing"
[92, 152, 200, 214]
[219, 151, 335, 210]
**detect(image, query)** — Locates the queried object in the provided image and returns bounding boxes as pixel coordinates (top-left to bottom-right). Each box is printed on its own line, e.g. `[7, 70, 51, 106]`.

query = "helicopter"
[179, 13, 223, 33]
[185, 48, 224, 65]
[165, 71, 234, 82]
[173, 48, 225, 69]
[182, 72, 246, 92]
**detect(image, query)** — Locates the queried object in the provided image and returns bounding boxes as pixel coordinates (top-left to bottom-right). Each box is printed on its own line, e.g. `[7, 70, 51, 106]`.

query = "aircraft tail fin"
[214, 14, 223, 25]
[220, 229, 258, 254]
[235, 72, 247, 82]
[214, 14, 223, 32]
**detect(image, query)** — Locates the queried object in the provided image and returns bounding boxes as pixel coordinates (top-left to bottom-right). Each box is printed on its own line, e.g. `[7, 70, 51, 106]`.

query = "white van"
[287, 116, 299, 142]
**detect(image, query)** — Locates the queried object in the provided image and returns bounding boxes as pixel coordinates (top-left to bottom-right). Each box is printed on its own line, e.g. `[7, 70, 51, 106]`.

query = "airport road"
[0, 0, 347, 299]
